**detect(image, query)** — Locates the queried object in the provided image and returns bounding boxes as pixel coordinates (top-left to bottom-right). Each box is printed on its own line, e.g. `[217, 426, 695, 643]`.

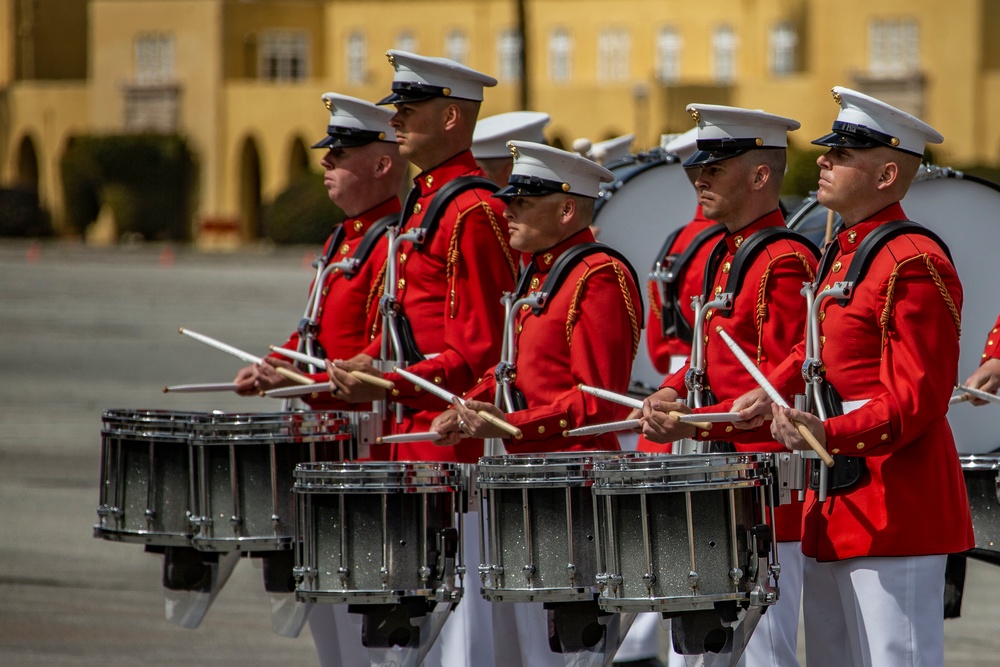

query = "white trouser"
[614, 612, 662, 662]
[666, 543, 804, 667]
[802, 554, 946, 667]
[309, 604, 368, 666]
[491, 601, 565, 667]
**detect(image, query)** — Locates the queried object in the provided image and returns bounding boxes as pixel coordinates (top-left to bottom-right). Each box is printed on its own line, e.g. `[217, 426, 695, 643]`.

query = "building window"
[135, 33, 175, 84]
[259, 31, 309, 82]
[655, 26, 681, 83]
[445, 29, 469, 65]
[345, 31, 367, 84]
[769, 22, 797, 76]
[712, 24, 737, 83]
[396, 30, 417, 54]
[549, 27, 573, 83]
[869, 18, 919, 77]
[496, 28, 522, 82]
[597, 27, 630, 83]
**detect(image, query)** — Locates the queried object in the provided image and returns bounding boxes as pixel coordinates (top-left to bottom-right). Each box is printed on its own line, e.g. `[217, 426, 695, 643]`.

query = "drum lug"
[642, 572, 657, 589]
[229, 515, 242, 531]
[292, 565, 315, 586]
[380, 566, 390, 587]
[419, 565, 432, 583]
[478, 564, 490, 585]
[338, 566, 350, 587]
[595, 572, 608, 593]
[566, 563, 577, 585]
[607, 573, 623, 594]
[729, 567, 744, 583]
[687, 571, 699, 591]
[144, 508, 156, 520]
[522, 564, 536, 583]
[490, 564, 504, 587]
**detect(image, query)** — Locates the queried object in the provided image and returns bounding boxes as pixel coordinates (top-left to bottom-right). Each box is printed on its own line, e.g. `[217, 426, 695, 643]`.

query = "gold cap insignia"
[890, 137, 900, 147]
[562, 183, 571, 192]
[831, 88, 842, 105]
[324, 98, 333, 112]
[442, 87, 451, 96]
[755, 137, 764, 146]
[508, 143, 519, 158]
[386, 52, 396, 66]
[378, 131, 386, 140]
[689, 108, 701, 123]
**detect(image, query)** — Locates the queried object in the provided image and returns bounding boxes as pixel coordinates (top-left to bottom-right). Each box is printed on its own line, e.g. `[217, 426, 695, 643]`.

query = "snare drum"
[477, 451, 631, 603]
[293, 461, 463, 605]
[592, 453, 778, 613]
[95, 409, 204, 545]
[959, 454, 1000, 561]
[190, 411, 354, 552]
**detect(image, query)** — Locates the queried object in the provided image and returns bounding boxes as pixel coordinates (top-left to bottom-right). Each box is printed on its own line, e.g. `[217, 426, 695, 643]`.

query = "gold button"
[530, 276, 540, 290]
[413, 384, 421, 392]
[700, 430, 711, 438]
[340, 243, 350, 255]
[353, 220, 363, 232]
[322, 287, 329, 296]
[521, 304, 531, 312]
[725, 425, 733, 433]
[397, 278, 406, 289]
[847, 230, 857, 243]
[413, 202, 422, 214]
[880, 434, 888, 441]
[856, 442, 865, 450]
[399, 252, 407, 263]
[714, 285, 722, 294]
[721, 262, 731, 274]
[984, 353, 989, 359]
[538, 425, 546, 434]
[818, 311, 826, 322]
[820, 335, 826, 346]
[433, 376, 443, 385]
[559, 419, 568, 428]
[516, 324, 523, 334]
[824, 284, 831, 291]
[704, 335, 709, 344]
[832, 261, 842, 273]
[832, 448, 840, 454]
[391, 389, 400, 396]
[990, 340, 995, 346]
[994, 328, 999, 334]
[734, 236, 743, 248]
[705, 310, 713, 322]
[425, 175, 434, 187]
[543, 253, 554, 265]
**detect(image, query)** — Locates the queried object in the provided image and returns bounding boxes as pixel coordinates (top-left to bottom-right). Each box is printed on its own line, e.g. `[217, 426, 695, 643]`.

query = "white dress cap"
[472, 111, 551, 159]
[377, 50, 497, 105]
[812, 86, 943, 157]
[312, 93, 396, 149]
[589, 134, 634, 165]
[662, 127, 699, 163]
[494, 141, 615, 201]
[684, 103, 800, 167]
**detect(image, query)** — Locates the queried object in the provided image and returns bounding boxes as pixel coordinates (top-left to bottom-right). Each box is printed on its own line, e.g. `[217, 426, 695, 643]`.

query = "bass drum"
[786, 165, 1000, 454]
[593, 148, 699, 392]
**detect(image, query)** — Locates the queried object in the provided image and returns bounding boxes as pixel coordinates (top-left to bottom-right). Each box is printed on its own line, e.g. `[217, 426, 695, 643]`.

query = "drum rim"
[960, 454, 1000, 470]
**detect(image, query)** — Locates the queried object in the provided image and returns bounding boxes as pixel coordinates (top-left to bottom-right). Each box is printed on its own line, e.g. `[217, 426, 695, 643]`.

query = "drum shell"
[95, 409, 203, 546]
[593, 453, 775, 613]
[189, 411, 354, 552]
[960, 455, 1000, 559]
[477, 452, 631, 602]
[293, 462, 462, 604]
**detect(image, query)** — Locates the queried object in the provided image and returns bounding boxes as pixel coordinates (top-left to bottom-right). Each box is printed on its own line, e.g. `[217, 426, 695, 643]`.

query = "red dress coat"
[362, 151, 518, 463]
[982, 314, 1000, 362]
[767, 202, 975, 561]
[659, 210, 817, 542]
[270, 197, 397, 411]
[463, 229, 641, 453]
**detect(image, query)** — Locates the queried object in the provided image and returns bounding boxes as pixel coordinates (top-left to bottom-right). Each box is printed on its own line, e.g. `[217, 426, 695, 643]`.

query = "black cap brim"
[311, 135, 375, 149]
[493, 183, 560, 201]
[811, 131, 881, 150]
[377, 90, 440, 106]
[683, 148, 749, 168]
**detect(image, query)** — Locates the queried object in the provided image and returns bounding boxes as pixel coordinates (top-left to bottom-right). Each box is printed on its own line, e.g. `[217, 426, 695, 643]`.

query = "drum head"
[787, 166, 1000, 454]
[594, 150, 699, 391]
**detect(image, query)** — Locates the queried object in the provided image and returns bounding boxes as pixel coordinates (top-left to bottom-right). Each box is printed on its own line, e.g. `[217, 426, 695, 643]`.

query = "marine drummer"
[733, 87, 975, 667]
[326, 50, 518, 466]
[632, 105, 818, 667]
[231, 93, 405, 404]
[964, 314, 1000, 402]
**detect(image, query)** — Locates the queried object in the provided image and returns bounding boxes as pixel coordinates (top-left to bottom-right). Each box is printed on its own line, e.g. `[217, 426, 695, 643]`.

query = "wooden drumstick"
[376, 432, 442, 444]
[392, 366, 523, 439]
[323, 359, 396, 391]
[823, 207, 836, 248]
[716, 326, 835, 468]
[671, 411, 712, 431]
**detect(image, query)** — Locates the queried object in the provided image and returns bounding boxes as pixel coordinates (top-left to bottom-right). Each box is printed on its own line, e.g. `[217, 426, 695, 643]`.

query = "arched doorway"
[16, 135, 40, 192]
[287, 136, 310, 182]
[238, 137, 262, 239]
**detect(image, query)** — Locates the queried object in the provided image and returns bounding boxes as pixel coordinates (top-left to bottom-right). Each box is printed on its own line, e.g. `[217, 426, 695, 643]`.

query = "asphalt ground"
[1, 240, 998, 666]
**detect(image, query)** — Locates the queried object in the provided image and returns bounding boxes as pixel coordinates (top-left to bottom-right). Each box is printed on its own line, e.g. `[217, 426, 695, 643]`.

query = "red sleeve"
[983, 314, 1000, 363]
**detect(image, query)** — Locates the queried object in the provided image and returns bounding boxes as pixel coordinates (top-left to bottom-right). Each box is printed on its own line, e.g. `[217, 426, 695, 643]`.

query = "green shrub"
[783, 145, 824, 199]
[260, 170, 345, 244]
[60, 134, 196, 241]
[0, 187, 53, 237]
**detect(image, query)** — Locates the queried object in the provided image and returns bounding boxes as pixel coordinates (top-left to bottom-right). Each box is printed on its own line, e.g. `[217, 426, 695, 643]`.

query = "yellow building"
[3, 0, 1000, 242]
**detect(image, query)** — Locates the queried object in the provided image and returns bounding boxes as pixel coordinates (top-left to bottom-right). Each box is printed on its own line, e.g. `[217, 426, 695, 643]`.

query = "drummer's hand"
[453, 399, 510, 440]
[430, 409, 463, 447]
[641, 399, 695, 444]
[732, 388, 772, 429]
[233, 359, 292, 395]
[233, 364, 260, 396]
[626, 407, 644, 432]
[326, 354, 386, 403]
[770, 404, 827, 452]
[964, 358, 1000, 406]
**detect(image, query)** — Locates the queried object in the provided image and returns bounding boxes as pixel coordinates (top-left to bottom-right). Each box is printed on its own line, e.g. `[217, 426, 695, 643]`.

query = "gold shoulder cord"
[754, 251, 816, 364]
[879, 254, 961, 351]
[566, 261, 640, 358]
[446, 200, 518, 319]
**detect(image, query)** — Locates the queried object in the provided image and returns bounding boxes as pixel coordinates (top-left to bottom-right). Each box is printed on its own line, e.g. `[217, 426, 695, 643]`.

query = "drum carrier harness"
[382, 176, 499, 364]
[496, 243, 643, 411]
[806, 219, 953, 492]
[693, 226, 820, 452]
[651, 223, 726, 343]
